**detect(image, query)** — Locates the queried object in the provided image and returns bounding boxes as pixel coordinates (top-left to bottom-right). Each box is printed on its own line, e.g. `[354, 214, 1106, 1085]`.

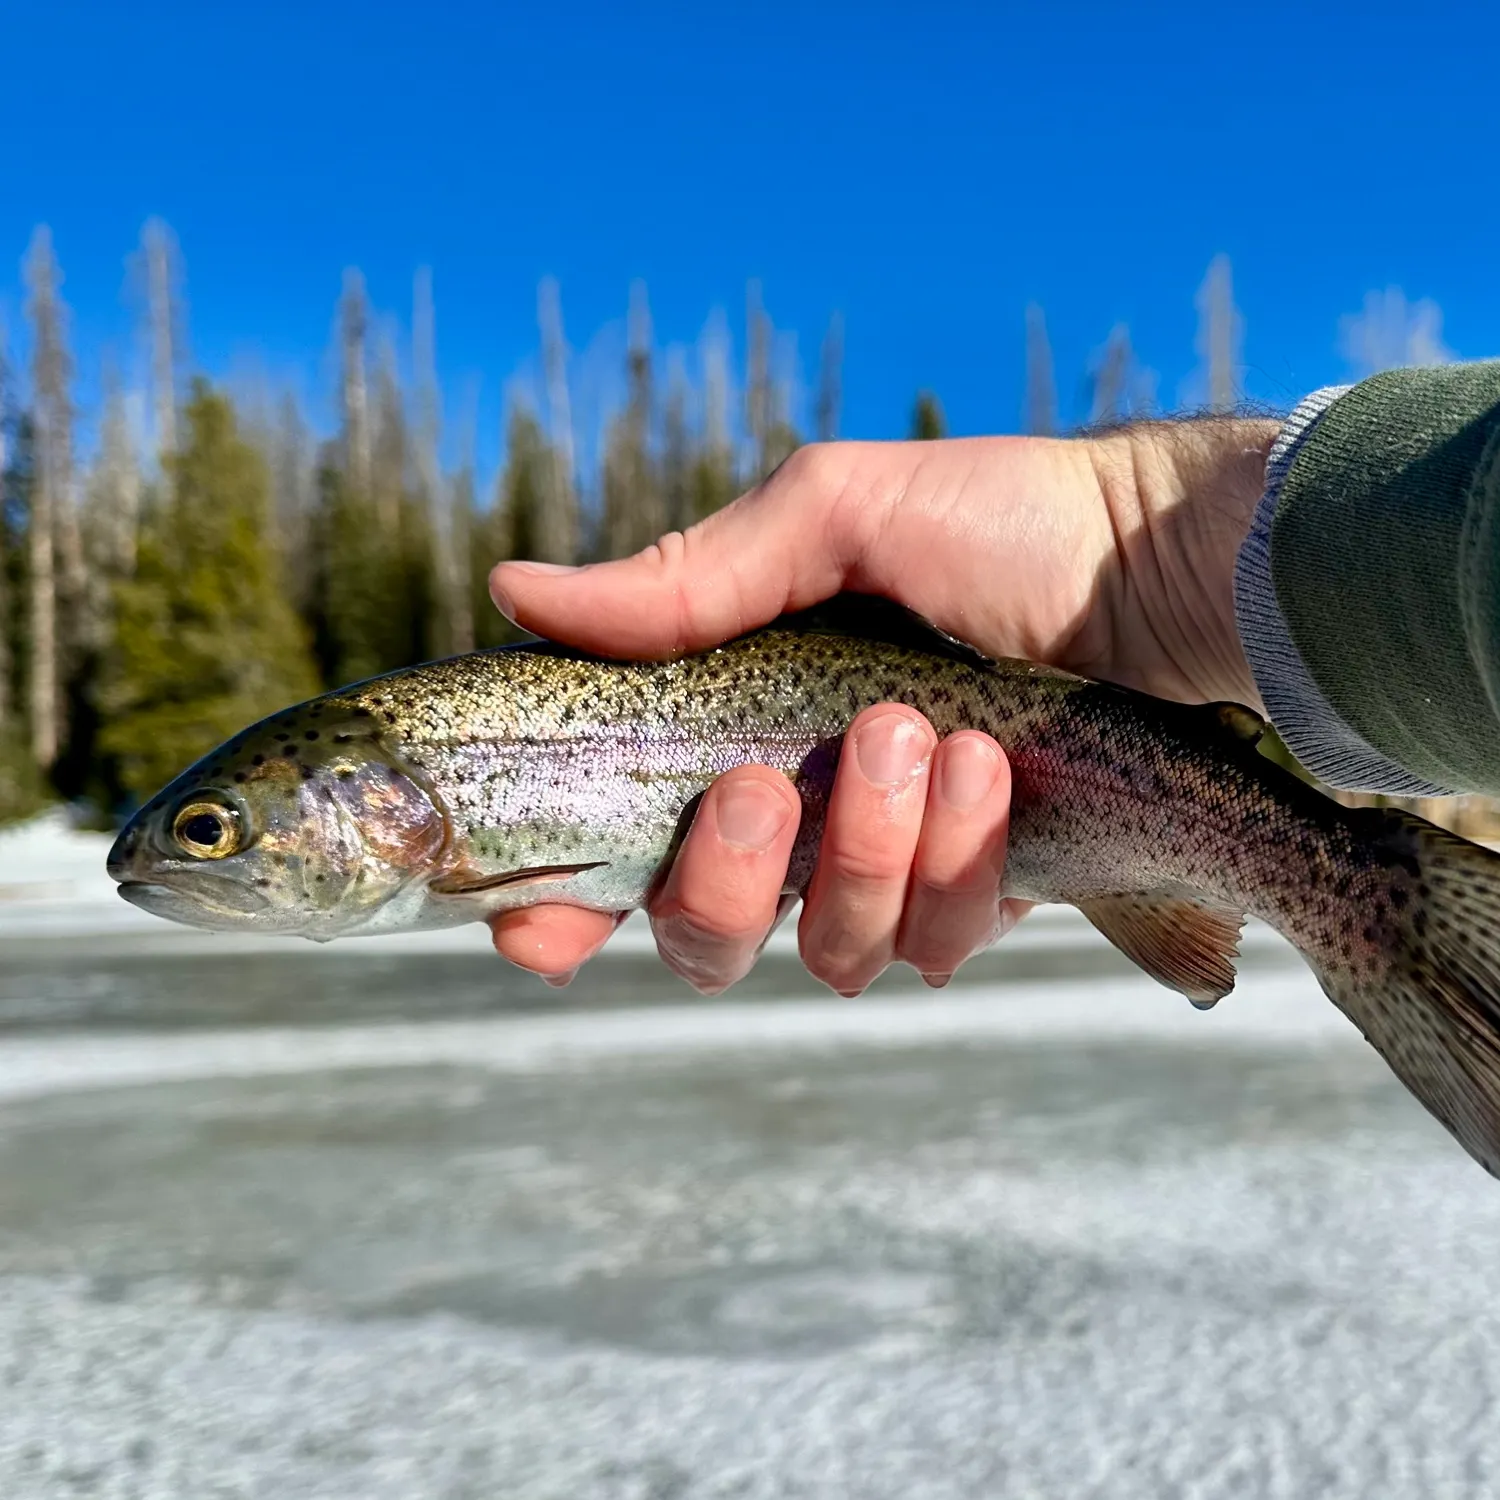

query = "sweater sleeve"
[1233, 362, 1500, 797]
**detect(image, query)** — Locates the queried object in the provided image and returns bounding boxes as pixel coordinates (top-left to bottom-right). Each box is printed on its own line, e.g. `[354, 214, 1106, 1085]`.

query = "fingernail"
[854, 712, 932, 785]
[938, 736, 1001, 810]
[543, 968, 578, 989]
[923, 972, 953, 989]
[508, 561, 577, 577]
[714, 780, 793, 850]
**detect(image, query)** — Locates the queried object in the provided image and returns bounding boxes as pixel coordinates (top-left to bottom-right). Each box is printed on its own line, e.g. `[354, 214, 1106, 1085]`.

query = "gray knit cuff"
[1233, 384, 1452, 796]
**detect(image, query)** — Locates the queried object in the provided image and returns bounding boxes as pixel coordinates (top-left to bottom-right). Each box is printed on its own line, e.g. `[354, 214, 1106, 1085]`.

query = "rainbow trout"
[107, 605, 1500, 1176]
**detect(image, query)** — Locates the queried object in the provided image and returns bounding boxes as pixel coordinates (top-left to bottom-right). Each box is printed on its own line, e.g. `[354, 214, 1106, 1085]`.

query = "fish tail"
[1308, 809, 1500, 1176]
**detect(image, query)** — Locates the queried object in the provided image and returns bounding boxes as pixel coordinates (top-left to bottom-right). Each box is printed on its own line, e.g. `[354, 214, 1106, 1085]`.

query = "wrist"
[1086, 418, 1279, 706]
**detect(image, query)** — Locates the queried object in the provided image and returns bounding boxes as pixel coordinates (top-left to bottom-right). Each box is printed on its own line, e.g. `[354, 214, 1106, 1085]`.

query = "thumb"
[487, 448, 859, 659]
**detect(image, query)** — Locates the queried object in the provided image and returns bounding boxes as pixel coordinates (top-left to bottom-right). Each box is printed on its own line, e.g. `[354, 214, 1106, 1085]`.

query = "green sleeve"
[1271, 362, 1500, 795]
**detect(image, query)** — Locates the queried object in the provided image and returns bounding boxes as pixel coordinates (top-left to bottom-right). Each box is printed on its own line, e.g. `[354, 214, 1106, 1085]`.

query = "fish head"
[106, 705, 450, 940]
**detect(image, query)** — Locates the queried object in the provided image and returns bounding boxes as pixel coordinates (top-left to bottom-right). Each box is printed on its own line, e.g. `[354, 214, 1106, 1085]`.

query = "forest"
[1, 222, 1491, 837]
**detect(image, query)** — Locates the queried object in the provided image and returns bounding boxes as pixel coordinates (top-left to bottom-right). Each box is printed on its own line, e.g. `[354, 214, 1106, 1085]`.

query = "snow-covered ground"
[2, 813, 1498, 1499]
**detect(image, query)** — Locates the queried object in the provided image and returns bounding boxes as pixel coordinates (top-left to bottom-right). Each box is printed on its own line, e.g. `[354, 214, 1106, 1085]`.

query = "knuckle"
[822, 840, 914, 890]
[656, 900, 767, 951]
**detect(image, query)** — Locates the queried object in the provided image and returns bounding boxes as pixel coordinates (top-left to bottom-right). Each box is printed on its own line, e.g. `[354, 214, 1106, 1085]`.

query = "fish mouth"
[115, 876, 271, 929]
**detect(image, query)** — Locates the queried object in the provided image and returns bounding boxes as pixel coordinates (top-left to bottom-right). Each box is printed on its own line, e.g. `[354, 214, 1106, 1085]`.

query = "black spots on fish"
[353, 707, 372, 719]
[304, 730, 320, 742]
[282, 744, 298, 758]
[233, 772, 247, 784]
[274, 732, 290, 743]
[252, 754, 265, 767]
[300, 765, 316, 780]
[333, 733, 354, 745]
[1390, 886, 1410, 911]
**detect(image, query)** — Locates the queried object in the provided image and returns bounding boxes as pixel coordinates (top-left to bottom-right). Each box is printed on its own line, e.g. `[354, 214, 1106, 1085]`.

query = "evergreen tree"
[910, 391, 947, 440]
[471, 405, 552, 649]
[99, 382, 319, 803]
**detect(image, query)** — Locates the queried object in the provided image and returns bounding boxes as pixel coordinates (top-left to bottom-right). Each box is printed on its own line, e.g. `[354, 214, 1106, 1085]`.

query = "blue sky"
[2, 0, 1496, 474]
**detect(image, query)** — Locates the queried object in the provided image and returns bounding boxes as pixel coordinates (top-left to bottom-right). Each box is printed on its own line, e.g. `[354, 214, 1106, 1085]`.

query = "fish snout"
[106, 821, 145, 884]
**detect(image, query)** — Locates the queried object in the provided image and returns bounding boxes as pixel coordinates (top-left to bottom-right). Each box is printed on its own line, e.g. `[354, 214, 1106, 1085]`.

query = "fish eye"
[171, 799, 242, 860]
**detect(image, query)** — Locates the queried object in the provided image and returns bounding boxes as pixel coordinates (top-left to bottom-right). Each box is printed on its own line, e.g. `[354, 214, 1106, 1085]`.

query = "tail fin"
[1313, 811, 1500, 1177]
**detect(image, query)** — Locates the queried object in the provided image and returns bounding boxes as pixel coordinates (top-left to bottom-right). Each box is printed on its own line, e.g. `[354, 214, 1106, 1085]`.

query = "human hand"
[487, 422, 1278, 993]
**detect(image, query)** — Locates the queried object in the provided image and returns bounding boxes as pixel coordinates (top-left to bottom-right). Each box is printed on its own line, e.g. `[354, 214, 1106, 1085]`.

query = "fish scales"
[106, 620, 1500, 1179]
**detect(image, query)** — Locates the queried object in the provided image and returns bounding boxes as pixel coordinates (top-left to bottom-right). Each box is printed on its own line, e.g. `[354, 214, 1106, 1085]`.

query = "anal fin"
[1078, 892, 1245, 1009]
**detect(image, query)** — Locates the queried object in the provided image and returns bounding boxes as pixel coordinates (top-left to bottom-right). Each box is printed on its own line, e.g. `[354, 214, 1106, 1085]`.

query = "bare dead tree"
[414, 267, 462, 649]
[745, 280, 770, 479]
[702, 310, 731, 460]
[23, 228, 69, 767]
[816, 312, 843, 443]
[94, 358, 142, 576]
[270, 392, 315, 608]
[536, 277, 578, 564]
[662, 349, 691, 533]
[599, 282, 663, 559]
[1024, 304, 1058, 436]
[1088, 324, 1142, 425]
[446, 389, 477, 654]
[1195, 254, 1240, 412]
[370, 334, 406, 537]
[412, 267, 442, 509]
[142, 218, 180, 461]
[339, 268, 372, 493]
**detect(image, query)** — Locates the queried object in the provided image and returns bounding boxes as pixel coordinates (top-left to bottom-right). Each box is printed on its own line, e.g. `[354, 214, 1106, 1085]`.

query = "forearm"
[1234, 363, 1500, 797]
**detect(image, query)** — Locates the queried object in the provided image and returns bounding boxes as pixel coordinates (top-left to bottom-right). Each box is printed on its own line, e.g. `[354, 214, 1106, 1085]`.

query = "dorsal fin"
[1078, 891, 1246, 1009]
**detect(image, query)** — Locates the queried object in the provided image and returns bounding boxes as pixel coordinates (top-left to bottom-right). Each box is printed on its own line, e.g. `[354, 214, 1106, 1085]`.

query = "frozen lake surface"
[2, 815, 1500, 1498]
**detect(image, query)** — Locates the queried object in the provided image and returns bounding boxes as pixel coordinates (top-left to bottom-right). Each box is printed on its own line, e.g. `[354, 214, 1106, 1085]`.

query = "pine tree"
[99, 383, 319, 803]
[472, 403, 552, 649]
[910, 391, 947, 440]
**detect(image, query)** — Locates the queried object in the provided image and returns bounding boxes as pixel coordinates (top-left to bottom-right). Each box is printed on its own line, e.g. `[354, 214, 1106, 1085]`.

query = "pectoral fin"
[1078, 892, 1245, 1009]
[430, 861, 608, 897]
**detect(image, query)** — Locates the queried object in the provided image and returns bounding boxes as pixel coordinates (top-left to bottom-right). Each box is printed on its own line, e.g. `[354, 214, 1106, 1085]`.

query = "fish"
[107, 599, 1500, 1177]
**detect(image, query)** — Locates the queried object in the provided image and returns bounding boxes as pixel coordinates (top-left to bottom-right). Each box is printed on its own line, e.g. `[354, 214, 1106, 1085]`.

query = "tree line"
[4, 224, 1489, 836]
